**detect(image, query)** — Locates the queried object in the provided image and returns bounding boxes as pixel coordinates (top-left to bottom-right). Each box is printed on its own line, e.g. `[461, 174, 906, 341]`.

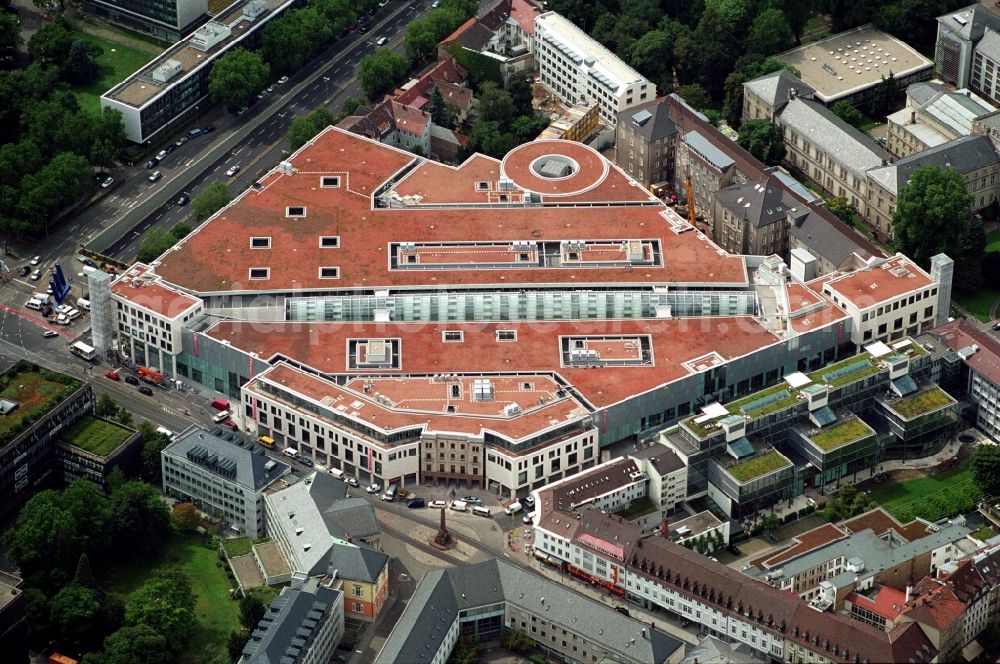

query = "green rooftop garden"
[726, 451, 790, 483]
[807, 354, 880, 388]
[890, 387, 955, 419]
[0, 361, 81, 446]
[617, 496, 659, 521]
[61, 415, 133, 457]
[808, 418, 874, 451]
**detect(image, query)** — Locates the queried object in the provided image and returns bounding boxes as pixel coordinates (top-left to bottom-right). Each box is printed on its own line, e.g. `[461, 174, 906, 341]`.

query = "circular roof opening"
[530, 154, 578, 180]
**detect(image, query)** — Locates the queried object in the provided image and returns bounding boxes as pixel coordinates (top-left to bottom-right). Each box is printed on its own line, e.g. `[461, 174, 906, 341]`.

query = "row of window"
[248, 266, 339, 280]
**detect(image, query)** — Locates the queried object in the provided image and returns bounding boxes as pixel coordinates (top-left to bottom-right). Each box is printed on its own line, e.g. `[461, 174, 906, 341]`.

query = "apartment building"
[101, 0, 297, 143]
[864, 134, 1000, 239]
[534, 12, 654, 125]
[161, 425, 290, 537]
[615, 100, 677, 187]
[936, 5, 1000, 89]
[328, 540, 389, 622]
[374, 559, 684, 664]
[742, 69, 816, 122]
[713, 177, 799, 256]
[774, 26, 932, 110]
[240, 580, 344, 664]
[83, 0, 206, 41]
[628, 443, 688, 515]
[886, 81, 995, 159]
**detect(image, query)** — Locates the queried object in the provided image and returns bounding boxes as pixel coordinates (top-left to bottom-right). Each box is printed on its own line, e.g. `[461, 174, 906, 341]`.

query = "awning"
[809, 406, 836, 428]
[727, 437, 754, 460]
[892, 375, 919, 397]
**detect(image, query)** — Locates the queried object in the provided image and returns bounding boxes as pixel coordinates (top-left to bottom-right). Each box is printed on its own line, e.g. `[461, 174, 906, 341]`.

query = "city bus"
[70, 341, 96, 361]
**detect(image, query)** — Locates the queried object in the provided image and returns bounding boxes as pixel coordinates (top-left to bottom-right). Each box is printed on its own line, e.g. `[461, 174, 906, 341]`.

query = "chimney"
[787, 87, 798, 102]
[661, 517, 669, 538]
[910, 111, 915, 124]
[905, 585, 912, 603]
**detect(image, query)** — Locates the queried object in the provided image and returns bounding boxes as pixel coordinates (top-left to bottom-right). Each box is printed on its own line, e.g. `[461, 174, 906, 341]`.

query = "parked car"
[101, 176, 114, 188]
[523, 495, 535, 508]
[40, 305, 52, 317]
[138, 386, 154, 396]
[29, 255, 40, 265]
[155, 149, 168, 160]
[188, 128, 202, 138]
[297, 456, 314, 468]
[680, 619, 691, 628]
[175, 136, 188, 147]
[375, 36, 388, 45]
[463, 496, 483, 506]
[994, 321, 1000, 331]
[614, 606, 630, 616]
[727, 544, 742, 556]
[148, 170, 162, 182]
[226, 165, 240, 176]
[428, 500, 447, 509]
[359, 24, 369, 33]
[278, 75, 288, 84]
[30, 269, 40, 281]
[82, 258, 96, 267]
[406, 497, 426, 509]
[203, 125, 215, 134]
[164, 144, 176, 154]
[42, 330, 58, 338]
[18, 266, 29, 277]
[366, 483, 381, 494]
[266, 84, 276, 93]
[345, 477, 359, 487]
[124, 375, 140, 385]
[146, 158, 158, 168]
[104, 370, 120, 380]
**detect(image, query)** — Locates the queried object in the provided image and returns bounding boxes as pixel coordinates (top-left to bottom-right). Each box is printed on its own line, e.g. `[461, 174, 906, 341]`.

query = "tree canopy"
[973, 444, 1000, 498]
[892, 165, 983, 289]
[191, 181, 232, 223]
[736, 119, 785, 165]
[357, 48, 409, 100]
[124, 570, 197, 648]
[208, 48, 269, 111]
[287, 106, 337, 152]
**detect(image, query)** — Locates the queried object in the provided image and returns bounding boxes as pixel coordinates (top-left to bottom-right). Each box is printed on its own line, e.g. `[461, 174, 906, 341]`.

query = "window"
[319, 236, 340, 248]
[352, 585, 363, 597]
[286, 206, 306, 217]
[496, 330, 517, 342]
[250, 237, 271, 249]
[352, 602, 364, 613]
[321, 176, 341, 187]
[319, 267, 340, 279]
[249, 267, 270, 280]
[443, 331, 463, 342]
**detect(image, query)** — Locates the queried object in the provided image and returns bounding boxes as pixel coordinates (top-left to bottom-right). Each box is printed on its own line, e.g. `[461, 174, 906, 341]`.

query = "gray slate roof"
[619, 99, 677, 143]
[681, 636, 766, 664]
[328, 541, 388, 584]
[629, 441, 686, 474]
[867, 134, 1000, 195]
[684, 130, 735, 171]
[976, 26, 1000, 63]
[743, 69, 816, 113]
[788, 209, 873, 268]
[907, 81, 948, 106]
[165, 426, 290, 492]
[716, 176, 797, 229]
[374, 559, 683, 664]
[241, 580, 342, 663]
[938, 5, 1000, 43]
[777, 97, 889, 176]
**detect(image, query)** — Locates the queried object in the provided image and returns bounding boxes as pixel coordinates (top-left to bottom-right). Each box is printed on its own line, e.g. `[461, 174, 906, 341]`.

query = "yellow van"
[257, 435, 275, 448]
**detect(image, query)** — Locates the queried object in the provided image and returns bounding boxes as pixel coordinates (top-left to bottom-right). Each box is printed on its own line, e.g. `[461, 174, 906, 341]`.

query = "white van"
[25, 299, 42, 311]
[504, 501, 522, 515]
[76, 298, 91, 311]
[67, 308, 81, 320]
[329, 468, 345, 480]
[523, 511, 536, 524]
[450, 500, 468, 512]
[155, 426, 175, 440]
[282, 447, 299, 458]
[34, 293, 50, 303]
[472, 505, 491, 517]
[212, 410, 230, 423]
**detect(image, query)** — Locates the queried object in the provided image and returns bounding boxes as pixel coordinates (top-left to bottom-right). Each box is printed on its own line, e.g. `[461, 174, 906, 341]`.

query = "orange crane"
[684, 172, 697, 229]
[137, 366, 163, 385]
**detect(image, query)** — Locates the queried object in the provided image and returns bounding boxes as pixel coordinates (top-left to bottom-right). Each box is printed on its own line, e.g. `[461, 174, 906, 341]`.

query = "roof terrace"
[805, 416, 875, 452]
[885, 386, 956, 420]
[724, 450, 792, 484]
[0, 361, 82, 448]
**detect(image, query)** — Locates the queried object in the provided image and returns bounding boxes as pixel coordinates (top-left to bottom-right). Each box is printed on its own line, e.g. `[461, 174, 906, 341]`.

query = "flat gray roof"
[774, 25, 932, 102]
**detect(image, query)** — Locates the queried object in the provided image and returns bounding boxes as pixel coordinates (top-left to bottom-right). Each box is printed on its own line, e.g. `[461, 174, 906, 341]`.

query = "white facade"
[534, 12, 654, 126]
[969, 369, 1000, 439]
[486, 429, 598, 498]
[630, 454, 688, 513]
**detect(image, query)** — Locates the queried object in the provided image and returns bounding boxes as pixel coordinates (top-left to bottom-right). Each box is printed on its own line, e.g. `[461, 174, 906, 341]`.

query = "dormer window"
[286, 206, 306, 218]
[319, 267, 340, 279]
[249, 267, 270, 280]
[319, 236, 340, 248]
[321, 176, 340, 187]
[251, 237, 271, 249]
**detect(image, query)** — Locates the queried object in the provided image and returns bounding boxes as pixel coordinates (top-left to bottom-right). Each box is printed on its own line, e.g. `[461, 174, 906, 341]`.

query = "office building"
[55, 415, 143, 493]
[935, 5, 1000, 90]
[374, 558, 685, 664]
[774, 25, 933, 110]
[161, 425, 290, 536]
[534, 11, 655, 125]
[101, 0, 297, 143]
[83, 0, 207, 42]
[240, 579, 344, 664]
[0, 572, 25, 664]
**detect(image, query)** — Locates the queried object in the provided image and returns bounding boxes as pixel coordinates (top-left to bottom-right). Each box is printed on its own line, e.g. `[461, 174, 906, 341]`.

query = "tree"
[239, 594, 267, 629]
[678, 83, 712, 112]
[0, 13, 22, 56]
[503, 628, 533, 653]
[629, 24, 687, 92]
[170, 223, 191, 240]
[228, 629, 252, 662]
[191, 181, 232, 223]
[28, 16, 75, 65]
[62, 480, 110, 553]
[974, 444, 1000, 498]
[287, 106, 337, 152]
[506, 75, 534, 118]
[208, 48, 269, 111]
[745, 7, 793, 57]
[73, 553, 97, 589]
[2, 490, 80, 589]
[171, 502, 201, 532]
[759, 512, 780, 534]
[124, 570, 197, 648]
[476, 82, 515, 124]
[870, 71, 897, 116]
[50, 585, 103, 643]
[737, 118, 785, 165]
[428, 86, 457, 129]
[450, 635, 479, 664]
[341, 97, 362, 116]
[826, 195, 861, 229]
[94, 624, 173, 664]
[139, 421, 173, 483]
[97, 393, 118, 418]
[468, 120, 516, 159]
[770, 0, 813, 44]
[357, 48, 409, 100]
[136, 227, 174, 263]
[108, 482, 171, 557]
[261, 8, 325, 77]
[831, 100, 866, 128]
[405, 16, 440, 62]
[674, 5, 738, 99]
[66, 40, 99, 85]
[892, 165, 983, 288]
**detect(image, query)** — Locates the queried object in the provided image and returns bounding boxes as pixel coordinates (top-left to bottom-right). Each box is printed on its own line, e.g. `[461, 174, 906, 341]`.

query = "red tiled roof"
[509, 0, 538, 35]
[903, 577, 966, 629]
[847, 585, 907, 620]
[841, 507, 932, 542]
[821, 255, 933, 309]
[929, 319, 1000, 387]
[111, 263, 200, 318]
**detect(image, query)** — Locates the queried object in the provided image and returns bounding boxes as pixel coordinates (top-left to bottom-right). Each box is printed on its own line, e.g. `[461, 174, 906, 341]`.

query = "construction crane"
[137, 366, 163, 385]
[684, 170, 697, 229]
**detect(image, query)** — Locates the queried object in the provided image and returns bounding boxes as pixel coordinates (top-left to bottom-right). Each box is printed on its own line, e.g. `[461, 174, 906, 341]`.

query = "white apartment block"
[534, 12, 655, 126]
[486, 430, 599, 499]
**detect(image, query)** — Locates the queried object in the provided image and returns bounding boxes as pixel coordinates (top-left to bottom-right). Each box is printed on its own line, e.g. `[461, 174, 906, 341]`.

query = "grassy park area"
[100, 532, 240, 663]
[69, 28, 158, 117]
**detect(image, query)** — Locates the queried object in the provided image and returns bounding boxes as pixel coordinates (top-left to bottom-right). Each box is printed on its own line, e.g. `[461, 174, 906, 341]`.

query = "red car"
[104, 370, 120, 381]
[222, 418, 239, 431]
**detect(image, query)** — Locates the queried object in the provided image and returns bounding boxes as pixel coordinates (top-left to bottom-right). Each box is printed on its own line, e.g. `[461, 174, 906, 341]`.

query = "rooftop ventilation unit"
[152, 59, 182, 83]
[191, 22, 231, 52]
[243, 0, 266, 19]
[473, 379, 494, 402]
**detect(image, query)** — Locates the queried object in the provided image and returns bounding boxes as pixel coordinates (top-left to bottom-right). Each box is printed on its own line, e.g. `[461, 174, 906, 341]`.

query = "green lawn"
[869, 463, 972, 513]
[99, 532, 240, 663]
[70, 30, 157, 118]
[221, 536, 270, 558]
[987, 229, 1000, 254]
[971, 526, 996, 541]
[890, 387, 954, 419]
[62, 415, 132, 456]
[726, 451, 790, 483]
[809, 418, 874, 451]
[955, 288, 999, 323]
[618, 497, 658, 520]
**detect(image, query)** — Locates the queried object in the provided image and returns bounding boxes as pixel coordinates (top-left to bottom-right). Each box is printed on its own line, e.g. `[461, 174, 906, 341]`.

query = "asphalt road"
[84, 0, 430, 263]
